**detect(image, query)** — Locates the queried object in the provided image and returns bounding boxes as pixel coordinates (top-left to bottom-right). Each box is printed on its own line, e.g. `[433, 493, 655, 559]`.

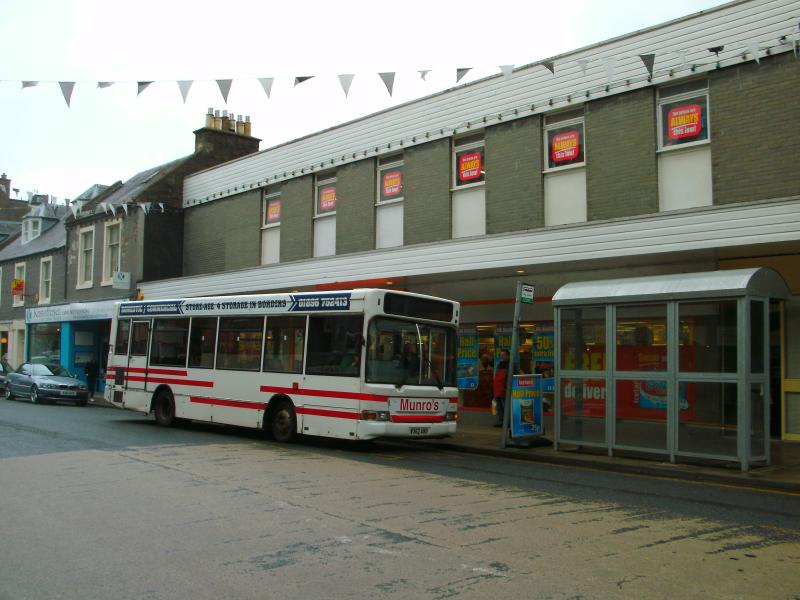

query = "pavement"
[88, 394, 800, 494]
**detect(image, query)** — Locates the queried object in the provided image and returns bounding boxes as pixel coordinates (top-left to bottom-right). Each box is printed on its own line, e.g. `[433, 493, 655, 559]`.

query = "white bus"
[104, 288, 460, 442]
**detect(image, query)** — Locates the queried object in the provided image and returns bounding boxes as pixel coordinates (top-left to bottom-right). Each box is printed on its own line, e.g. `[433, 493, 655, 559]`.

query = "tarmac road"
[1, 399, 799, 600]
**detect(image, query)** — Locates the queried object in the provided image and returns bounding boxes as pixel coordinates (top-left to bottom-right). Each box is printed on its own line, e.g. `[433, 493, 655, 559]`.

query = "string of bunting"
[183, 31, 799, 207]
[7, 29, 797, 108]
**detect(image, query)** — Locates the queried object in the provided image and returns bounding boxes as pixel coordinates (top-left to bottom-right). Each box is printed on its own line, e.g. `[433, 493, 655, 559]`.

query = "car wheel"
[30, 385, 40, 404]
[5, 385, 13, 401]
[269, 400, 297, 443]
[153, 390, 176, 427]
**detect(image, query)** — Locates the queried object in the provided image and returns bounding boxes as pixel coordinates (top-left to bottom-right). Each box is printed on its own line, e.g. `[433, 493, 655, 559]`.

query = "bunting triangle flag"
[338, 74, 355, 97]
[418, 70, 430, 81]
[137, 81, 152, 96]
[59, 81, 75, 107]
[158, 202, 165, 212]
[21, 81, 38, 89]
[97, 81, 115, 89]
[69, 204, 80, 218]
[378, 72, 395, 96]
[542, 61, 555, 74]
[294, 76, 314, 86]
[639, 53, 655, 77]
[142, 202, 152, 215]
[178, 80, 193, 103]
[216, 79, 233, 103]
[577, 59, 590, 76]
[258, 77, 274, 98]
[673, 50, 689, 71]
[122, 204, 129, 216]
[499, 65, 514, 80]
[456, 67, 471, 83]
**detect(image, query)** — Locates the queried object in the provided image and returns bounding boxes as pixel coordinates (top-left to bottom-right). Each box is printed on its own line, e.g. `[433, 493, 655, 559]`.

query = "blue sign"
[510, 374, 544, 438]
[456, 328, 479, 389]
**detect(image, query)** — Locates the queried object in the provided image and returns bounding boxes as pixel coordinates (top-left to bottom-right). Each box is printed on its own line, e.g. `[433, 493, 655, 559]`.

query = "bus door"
[126, 320, 151, 392]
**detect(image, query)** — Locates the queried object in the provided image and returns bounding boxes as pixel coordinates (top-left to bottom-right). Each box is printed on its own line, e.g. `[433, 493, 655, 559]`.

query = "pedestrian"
[85, 356, 99, 398]
[493, 349, 511, 428]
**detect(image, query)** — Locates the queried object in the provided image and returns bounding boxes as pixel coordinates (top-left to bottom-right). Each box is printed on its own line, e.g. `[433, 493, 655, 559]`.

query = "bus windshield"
[365, 317, 455, 387]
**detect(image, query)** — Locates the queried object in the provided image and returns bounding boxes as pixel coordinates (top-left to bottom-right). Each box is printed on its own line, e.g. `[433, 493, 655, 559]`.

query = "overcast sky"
[0, 0, 728, 201]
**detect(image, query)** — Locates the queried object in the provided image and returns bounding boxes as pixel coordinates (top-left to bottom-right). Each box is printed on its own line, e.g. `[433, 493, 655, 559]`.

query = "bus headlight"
[361, 410, 390, 422]
[445, 411, 459, 422]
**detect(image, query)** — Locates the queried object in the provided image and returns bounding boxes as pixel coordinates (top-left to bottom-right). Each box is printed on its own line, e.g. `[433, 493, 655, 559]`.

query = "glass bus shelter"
[552, 268, 790, 471]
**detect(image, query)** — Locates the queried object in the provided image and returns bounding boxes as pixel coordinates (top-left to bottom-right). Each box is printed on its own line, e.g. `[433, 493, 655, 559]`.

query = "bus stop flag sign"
[520, 284, 535, 304]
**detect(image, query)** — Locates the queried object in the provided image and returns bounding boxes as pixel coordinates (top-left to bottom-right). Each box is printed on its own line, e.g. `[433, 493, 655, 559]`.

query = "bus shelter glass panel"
[679, 300, 737, 373]
[560, 307, 605, 371]
[615, 304, 667, 371]
[751, 383, 765, 457]
[560, 377, 607, 444]
[678, 381, 738, 456]
[615, 379, 668, 450]
[750, 300, 765, 374]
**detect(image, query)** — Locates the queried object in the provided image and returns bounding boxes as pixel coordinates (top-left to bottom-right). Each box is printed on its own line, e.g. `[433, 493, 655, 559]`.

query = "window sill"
[375, 198, 404, 207]
[450, 181, 485, 193]
[543, 163, 586, 175]
[261, 223, 281, 230]
[75, 282, 93, 290]
[657, 140, 710, 154]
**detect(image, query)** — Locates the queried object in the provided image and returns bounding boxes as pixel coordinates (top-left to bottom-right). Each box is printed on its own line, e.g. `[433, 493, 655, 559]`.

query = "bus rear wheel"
[153, 390, 177, 427]
[269, 400, 297, 443]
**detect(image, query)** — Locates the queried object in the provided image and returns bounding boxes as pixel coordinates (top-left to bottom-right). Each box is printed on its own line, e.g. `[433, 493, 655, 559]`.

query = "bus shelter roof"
[552, 268, 791, 306]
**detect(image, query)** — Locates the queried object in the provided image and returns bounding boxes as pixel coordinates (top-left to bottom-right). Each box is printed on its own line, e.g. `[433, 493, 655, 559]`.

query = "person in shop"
[84, 356, 99, 398]
[493, 349, 511, 428]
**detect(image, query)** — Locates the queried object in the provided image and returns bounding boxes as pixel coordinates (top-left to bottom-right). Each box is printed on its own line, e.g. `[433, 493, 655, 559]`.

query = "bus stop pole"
[501, 282, 523, 448]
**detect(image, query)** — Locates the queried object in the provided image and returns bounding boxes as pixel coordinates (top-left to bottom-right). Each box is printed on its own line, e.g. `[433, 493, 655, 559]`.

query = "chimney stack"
[194, 110, 260, 156]
[205, 108, 214, 128]
[244, 116, 251, 137]
[213, 109, 222, 130]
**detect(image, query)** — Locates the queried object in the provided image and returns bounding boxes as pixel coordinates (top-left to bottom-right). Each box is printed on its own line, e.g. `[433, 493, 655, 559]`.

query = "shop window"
[261, 191, 281, 265]
[77, 225, 95, 289]
[452, 134, 486, 239]
[28, 323, 61, 363]
[306, 315, 363, 377]
[657, 79, 712, 211]
[264, 315, 306, 373]
[114, 319, 131, 355]
[216, 316, 264, 371]
[376, 155, 404, 249]
[12, 262, 25, 307]
[544, 109, 587, 226]
[150, 318, 190, 367]
[39, 257, 52, 304]
[314, 175, 336, 257]
[102, 220, 122, 285]
[188, 317, 217, 369]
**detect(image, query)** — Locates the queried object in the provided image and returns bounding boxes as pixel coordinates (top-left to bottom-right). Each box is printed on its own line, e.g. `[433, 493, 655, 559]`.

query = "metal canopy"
[552, 268, 791, 306]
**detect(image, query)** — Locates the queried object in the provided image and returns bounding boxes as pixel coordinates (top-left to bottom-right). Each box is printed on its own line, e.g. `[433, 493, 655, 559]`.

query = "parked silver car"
[5, 363, 89, 406]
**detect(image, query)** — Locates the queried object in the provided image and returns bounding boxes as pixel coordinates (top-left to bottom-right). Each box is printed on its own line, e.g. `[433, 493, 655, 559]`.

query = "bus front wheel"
[269, 400, 297, 443]
[153, 390, 177, 427]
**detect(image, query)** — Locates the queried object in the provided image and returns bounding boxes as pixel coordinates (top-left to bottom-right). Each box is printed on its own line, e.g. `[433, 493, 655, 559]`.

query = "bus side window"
[150, 318, 190, 368]
[263, 316, 305, 373]
[216, 316, 264, 371]
[188, 317, 218, 369]
[306, 315, 364, 377]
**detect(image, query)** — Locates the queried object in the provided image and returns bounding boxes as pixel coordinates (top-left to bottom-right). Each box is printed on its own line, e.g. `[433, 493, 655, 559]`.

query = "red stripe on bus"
[260, 385, 386, 403]
[391, 415, 445, 423]
[190, 397, 266, 410]
[296, 406, 360, 420]
[125, 375, 214, 388]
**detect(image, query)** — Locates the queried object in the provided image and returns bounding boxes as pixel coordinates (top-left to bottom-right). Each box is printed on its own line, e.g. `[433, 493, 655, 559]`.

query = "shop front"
[26, 300, 118, 393]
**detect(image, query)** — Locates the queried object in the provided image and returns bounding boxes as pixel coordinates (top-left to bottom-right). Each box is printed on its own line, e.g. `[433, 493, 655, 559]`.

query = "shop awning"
[552, 268, 791, 306]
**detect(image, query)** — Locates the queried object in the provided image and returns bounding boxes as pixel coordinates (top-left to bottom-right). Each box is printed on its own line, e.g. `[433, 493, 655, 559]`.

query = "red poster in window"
[551, 130, 580, 163]
[318, 186, 337, 212]
[667, 103, 702, 140]
[266, 199, 281, 224]
[382, 170, 403, 198]
[458, 151, 482, 182]
[11, 278, 24, 297]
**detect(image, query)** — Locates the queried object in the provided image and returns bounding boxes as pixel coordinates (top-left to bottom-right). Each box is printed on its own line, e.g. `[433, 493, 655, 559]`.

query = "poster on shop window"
[456, 327, 479, 389]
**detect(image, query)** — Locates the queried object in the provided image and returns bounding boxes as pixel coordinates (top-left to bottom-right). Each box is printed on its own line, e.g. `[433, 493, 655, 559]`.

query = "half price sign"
[551, 130, 580, 163]
[667, 104, 702, 140]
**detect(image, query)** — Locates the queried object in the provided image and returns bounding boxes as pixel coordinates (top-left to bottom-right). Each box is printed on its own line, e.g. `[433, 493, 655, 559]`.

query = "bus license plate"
[409, 427, 429, 435]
